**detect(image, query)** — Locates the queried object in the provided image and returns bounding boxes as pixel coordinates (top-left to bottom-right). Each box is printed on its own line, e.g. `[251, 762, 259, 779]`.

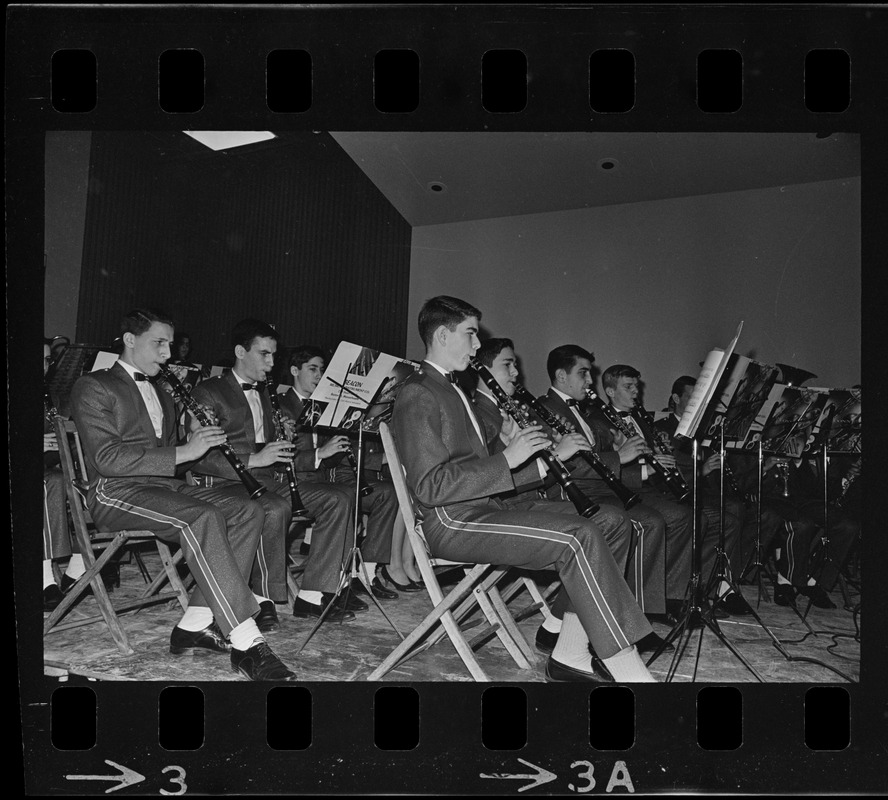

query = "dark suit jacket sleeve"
[392, 378, 515, 507]
[71, 374, 177, 478]
[187, 379, 247, 480]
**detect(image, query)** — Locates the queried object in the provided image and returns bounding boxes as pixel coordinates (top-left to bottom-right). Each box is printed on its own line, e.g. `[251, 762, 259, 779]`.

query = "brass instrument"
[773, 458, 792, 498]
[469, 358, 599, 519]
[838, 457, 861, 508]
[584, 389, 691, 503]
[158, 366, 267, 499]
[511, 385, 640, 510]
[266, 384, 315, 520]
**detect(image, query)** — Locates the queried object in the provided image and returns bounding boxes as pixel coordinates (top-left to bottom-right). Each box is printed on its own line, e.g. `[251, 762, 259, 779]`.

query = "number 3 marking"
[160, 765, 187, 796]
[569, 760, 595, 793]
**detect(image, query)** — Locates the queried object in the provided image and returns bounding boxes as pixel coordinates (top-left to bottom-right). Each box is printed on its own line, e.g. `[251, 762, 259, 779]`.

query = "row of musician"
[41, 310, 861, 681]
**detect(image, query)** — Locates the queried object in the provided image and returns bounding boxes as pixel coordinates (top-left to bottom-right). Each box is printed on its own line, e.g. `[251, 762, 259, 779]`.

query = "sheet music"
[675, 321, 744, 439]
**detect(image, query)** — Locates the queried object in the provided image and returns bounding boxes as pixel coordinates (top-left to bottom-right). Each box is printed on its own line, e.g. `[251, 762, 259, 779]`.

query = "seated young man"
[473, 337, 670, 674]
[653, 375, 751, 616]
[392, 296, 657, 683]
[71, 308, 295, 681]
[189, 319, 312, 632]
[287, 346, 402, 600]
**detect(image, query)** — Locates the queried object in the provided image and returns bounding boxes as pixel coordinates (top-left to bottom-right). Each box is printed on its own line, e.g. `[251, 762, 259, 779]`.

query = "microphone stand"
[646, 438, 766, 682]
[295, 378, 404, 654]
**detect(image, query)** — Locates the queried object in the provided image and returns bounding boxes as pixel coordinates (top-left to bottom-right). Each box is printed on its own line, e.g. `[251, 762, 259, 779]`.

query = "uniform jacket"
[189, 371, 279, 482]
[70, 362, 183, 504]
[391, 365, 539, 515]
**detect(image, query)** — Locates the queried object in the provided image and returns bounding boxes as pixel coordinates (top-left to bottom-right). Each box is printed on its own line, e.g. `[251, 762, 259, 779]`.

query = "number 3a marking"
[568, 760, 595, 793]
[160, 765, 187, 796]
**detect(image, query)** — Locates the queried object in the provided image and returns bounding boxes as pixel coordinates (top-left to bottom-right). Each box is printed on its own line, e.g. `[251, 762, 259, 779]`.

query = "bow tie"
[133, 372, 154, 382]
[241, 382, 267, 392]
[446, 372, 459, 385]
[566, 398, 580, 407]
[617, 410, 633, 418]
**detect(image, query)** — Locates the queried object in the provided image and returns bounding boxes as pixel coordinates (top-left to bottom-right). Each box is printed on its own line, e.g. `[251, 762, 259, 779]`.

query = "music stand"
[294, 374, 404, 654]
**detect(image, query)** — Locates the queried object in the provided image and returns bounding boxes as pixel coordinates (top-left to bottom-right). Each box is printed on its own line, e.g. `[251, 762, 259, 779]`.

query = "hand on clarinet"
[180, 425, 228, 461]
[616, 434, 650, 465]
[44, 432, 59, 452]
[651, 452, 677, 470]
[317, 435, 351, 460]
[701, 453, 721, 476]
[249, 440, 295, 468]
[503, 425, 551, 469]
[553, 432, 592, 461]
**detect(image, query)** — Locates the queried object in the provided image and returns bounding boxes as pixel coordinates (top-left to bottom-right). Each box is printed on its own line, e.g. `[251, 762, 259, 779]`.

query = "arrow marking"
[481, 758, 558, 792]
[65, 760, 146, 793]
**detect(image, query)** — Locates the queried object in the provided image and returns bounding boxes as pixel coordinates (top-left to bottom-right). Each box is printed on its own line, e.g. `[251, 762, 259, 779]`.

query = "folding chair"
[366, 423, 538, 681]
[44, 418, 191, 656]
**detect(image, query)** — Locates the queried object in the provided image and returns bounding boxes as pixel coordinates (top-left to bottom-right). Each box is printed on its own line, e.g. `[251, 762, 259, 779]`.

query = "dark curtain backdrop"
[76, 131, 411, 375]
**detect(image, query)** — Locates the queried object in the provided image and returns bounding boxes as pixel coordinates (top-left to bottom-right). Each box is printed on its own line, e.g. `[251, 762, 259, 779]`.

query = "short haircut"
[546, 345, 594, 382]
[476, 337, 514, 368]
[601, 364, 640, 390]
[231, 319, 279, 350]
[417, 295, 482, 348]
[670, 375, 696, 397]
[289, 345, 327, 371]
[121, 308, 174, 337]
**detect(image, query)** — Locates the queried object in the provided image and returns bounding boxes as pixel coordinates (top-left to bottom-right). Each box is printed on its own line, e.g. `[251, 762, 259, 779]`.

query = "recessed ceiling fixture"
[427, 181, 448, 193]
[597, 158, 620, 171]
[183, 131, 277, 151]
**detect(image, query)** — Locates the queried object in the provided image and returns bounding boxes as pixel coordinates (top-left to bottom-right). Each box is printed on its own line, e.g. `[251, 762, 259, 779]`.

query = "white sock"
[253, 593, 271, 605]
[776, 573, 791, 586]
[602, 645, 657, 683]
[806, 577, 817, 587]
[177, 606, 214, 632]
[551, 612, 592, 671]
[542, 615, 563, 634]
[303, 528, 312, 545]
[775, 547, 782, 559]
[43, 560, 56, 589]
[65, 554, 86, 579]
[717, 580, 732, 599]
[296, 589, 323, 606]
[229, 619, 264, 652]
[362, 561, 377, 579]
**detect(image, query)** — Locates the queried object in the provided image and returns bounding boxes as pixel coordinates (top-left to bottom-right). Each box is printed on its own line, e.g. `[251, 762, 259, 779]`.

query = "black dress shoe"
[715, 592, 754, 616]
[774, 583, 796, 606]
[255, 600, 281, 633]
[535, 626, 557, 654]
[337, 590, 369, 613]
[170, 623, 232, 655]
[636, 631, 675, 654]
[798, 584, 837, 609]
[352, 577, 399, 601]
[545, 656, 614, 683]
[379, 565, 423, 593]
[298, 541, 311, 556]
[231, 640, 296, 681]
[43, 584, 65, 612]
[292, 594, 355, 622]
[60, 573, 91, 596]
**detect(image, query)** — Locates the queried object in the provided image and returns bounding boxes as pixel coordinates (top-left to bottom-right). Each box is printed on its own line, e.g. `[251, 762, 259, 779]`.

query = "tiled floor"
[42, 550, 860, 684]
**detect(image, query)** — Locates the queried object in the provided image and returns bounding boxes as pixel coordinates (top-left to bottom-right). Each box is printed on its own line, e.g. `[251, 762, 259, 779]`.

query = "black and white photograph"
[10, 4, 887, 796]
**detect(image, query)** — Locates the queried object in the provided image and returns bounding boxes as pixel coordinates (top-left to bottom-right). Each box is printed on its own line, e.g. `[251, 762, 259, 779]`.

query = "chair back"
[379, 422, 432, 558]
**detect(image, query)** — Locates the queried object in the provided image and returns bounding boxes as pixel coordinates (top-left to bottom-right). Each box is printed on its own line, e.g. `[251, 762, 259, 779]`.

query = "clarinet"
[584, 389, 691, 503]
[158, 366, 267, 500]
[469, 358, 599, 518]
[266, 384, 315, 519]
[511, 385, 640, 510]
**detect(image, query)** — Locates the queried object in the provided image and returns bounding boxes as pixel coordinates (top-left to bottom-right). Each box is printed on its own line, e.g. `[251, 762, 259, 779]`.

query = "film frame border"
[9, 3, 887, 795]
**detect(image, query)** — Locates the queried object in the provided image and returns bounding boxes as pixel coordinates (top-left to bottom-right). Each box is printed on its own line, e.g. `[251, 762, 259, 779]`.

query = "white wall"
[408, 177, 860, 407]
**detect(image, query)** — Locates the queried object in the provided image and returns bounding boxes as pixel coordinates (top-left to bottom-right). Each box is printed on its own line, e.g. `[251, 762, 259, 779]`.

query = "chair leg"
[44, 534, 134, 655]
[153, 541, 190, 611]
[474, 584, 534, 670]
[286, 554, 301, 605]
[366, 565, 490, 681]
[488, 586, 537, 667]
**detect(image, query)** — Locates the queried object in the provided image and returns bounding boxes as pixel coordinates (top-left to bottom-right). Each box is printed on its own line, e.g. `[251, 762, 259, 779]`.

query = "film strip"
[10, 4, 887, 795]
